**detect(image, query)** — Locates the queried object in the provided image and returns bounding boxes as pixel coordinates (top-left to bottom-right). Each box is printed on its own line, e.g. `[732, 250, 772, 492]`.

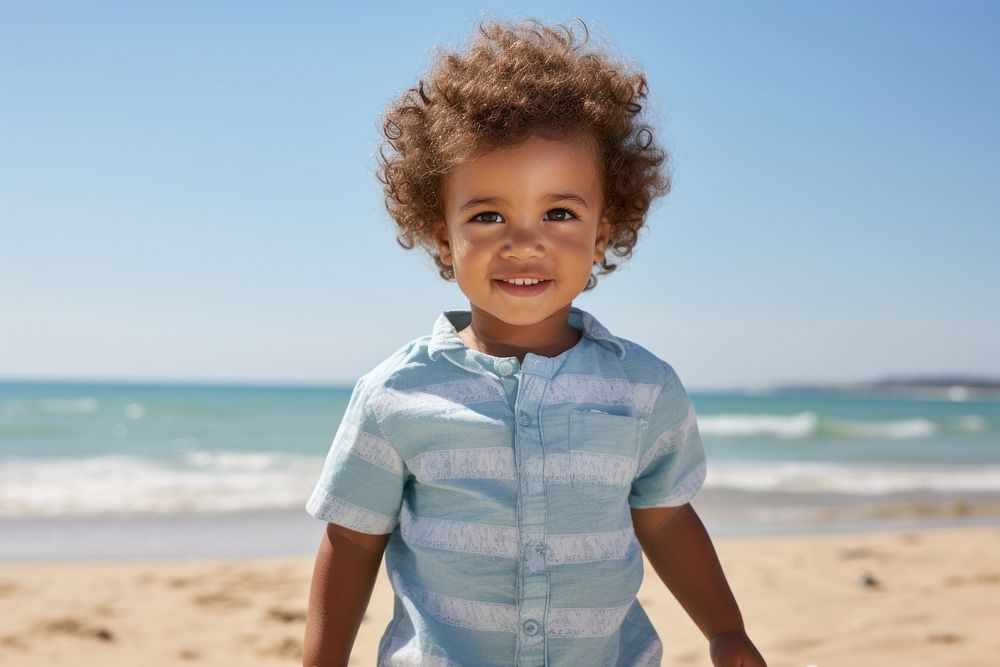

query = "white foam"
[706, 459, 1000, 495]
[182, 450, 302, 472]
[697, 412, 818, 439]
[0, 453, 323, 518]
[697, 413, 944, 440]
[830, 417, 938, 439]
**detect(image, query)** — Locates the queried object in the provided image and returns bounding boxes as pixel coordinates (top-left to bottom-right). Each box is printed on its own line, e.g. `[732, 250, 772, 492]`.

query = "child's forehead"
[439, 132, 605, 214]
[445, 130, 603, 178]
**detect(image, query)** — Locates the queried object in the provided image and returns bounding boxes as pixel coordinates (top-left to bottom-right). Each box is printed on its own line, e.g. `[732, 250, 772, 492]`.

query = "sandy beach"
[2, 524, 998, 667]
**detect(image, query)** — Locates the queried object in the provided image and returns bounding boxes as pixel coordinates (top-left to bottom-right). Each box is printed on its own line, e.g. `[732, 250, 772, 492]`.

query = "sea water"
[1, 380, 997, 559]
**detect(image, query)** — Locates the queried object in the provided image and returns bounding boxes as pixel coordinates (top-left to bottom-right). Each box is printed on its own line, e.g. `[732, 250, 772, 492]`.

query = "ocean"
[2, 380, 998, 560]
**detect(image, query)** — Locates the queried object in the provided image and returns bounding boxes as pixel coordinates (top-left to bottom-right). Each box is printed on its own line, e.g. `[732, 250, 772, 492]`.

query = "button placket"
[522, 537, 548, 573]
[518, 606, 545, 647]
[513, 370, 549, 663]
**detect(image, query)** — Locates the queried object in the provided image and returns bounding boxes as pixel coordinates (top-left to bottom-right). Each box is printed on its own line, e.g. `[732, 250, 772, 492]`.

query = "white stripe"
[380, 637, 462, 667]
[546, 529, 639, 564]
[569, 450, 636, 486]
[631, 382, 661, 415]
[399, 504, 519, 558]
[305, 493, 397, 534]
[544, 452, 636, 486]
[416, 377, 506, 403]
[369, 383, 506, 424]
[637, 401, 698, 475]
[524, 456, 544, 481]
[544, 374, 634, 407]
[367, 389, 398, 424]
[544, 453, 572, 483]
[407, 447, 515, 481]
[342, 423, 404, 476]
[391, 570, 517, 632]
[547, 601, 634, 637]
[634, 636, 664, 666]
[655, 459, 708, 506]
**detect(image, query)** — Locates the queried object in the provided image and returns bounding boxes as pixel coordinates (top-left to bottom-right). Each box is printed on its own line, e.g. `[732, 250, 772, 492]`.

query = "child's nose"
[501, 223, 545, 258]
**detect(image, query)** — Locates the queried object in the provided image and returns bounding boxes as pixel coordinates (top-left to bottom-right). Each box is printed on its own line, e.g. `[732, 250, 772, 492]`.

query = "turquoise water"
[1, 380, 997, 519]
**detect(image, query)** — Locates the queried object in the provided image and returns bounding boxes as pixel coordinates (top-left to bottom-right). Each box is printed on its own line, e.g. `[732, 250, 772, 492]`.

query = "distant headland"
[767, 375, 1000, 400]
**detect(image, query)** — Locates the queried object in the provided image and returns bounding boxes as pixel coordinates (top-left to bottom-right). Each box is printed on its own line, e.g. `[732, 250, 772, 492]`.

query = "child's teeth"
[505, 278, 540, 285]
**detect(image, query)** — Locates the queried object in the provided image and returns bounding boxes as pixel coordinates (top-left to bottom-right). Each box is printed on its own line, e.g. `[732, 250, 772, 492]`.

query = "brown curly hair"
[376, 17, 670, 290]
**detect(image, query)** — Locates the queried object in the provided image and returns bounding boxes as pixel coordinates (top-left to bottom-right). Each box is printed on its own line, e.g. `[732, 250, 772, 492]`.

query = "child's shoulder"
[580, 309, 683, 389]
[606, 334, 696, 419]
[351, 332, 439, 394]
[610, 333, 683, 389]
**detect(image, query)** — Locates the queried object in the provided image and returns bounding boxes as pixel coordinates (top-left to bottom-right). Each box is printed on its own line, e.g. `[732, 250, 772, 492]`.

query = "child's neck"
[457, 305, 583, 363]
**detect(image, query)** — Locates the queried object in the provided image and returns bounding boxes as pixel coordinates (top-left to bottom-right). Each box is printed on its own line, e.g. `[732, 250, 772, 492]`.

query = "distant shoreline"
[767, 378, 1000, 400]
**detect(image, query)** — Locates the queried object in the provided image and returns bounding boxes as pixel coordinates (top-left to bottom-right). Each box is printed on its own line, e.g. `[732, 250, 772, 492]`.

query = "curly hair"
[376, 17, 670, 290]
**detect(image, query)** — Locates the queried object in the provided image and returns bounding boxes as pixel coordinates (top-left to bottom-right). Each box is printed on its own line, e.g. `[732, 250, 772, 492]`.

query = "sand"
[2, 525, 998, 666]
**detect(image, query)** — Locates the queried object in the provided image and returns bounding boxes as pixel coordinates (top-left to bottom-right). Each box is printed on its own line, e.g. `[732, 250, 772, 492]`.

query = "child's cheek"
[454, 237, 487, 261]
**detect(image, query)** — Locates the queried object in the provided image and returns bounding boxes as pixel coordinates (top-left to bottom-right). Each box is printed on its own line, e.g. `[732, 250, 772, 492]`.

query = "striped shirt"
[306, 307, 707, 666]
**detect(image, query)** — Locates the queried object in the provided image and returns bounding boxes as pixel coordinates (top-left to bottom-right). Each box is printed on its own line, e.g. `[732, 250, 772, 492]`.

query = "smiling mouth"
[493, 278, 552, 297]
[497, 277, 549, 285]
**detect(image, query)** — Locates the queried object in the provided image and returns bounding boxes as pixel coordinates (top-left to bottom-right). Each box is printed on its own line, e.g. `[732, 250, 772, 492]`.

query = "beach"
[3, 381, 998, 664]
[3, 524, 998, 667]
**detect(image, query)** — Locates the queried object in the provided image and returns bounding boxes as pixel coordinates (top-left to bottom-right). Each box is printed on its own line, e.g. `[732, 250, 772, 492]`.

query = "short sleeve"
[305, 373, 406, 534]
[629, 366, 707, 509]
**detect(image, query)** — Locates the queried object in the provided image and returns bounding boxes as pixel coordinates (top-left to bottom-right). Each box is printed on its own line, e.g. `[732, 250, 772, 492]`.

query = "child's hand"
[709, 628, 767, 667]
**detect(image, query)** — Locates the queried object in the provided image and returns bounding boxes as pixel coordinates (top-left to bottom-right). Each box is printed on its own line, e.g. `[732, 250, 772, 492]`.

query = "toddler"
[303, 17, 765, 667]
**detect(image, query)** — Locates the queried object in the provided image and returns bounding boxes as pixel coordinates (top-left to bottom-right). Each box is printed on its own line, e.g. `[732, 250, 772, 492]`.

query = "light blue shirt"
[306, 307, 707, 666]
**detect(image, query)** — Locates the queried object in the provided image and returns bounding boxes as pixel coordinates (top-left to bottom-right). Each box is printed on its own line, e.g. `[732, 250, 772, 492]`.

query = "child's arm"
[302, 522, 391, 667]
[631, 503, 767, 667]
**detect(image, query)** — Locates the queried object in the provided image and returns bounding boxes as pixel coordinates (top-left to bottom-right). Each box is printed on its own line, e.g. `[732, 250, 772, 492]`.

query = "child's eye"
[470, 211, 504, 223]
[544, 208, 579, 222]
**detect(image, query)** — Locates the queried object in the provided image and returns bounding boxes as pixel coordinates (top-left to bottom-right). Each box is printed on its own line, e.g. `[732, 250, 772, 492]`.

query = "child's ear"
[432, 219, 453, 266]
[593, 216, 612, 264]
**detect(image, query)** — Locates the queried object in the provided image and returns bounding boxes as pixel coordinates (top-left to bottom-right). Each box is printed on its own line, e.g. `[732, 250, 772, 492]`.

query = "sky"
[1, 1, 997, 391]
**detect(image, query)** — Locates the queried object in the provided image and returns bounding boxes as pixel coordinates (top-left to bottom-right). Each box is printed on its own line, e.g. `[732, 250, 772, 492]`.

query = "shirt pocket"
[567, 410, 641, 502]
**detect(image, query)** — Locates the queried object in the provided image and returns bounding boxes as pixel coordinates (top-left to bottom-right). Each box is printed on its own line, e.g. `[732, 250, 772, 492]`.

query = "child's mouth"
[493, 279, 552, 297]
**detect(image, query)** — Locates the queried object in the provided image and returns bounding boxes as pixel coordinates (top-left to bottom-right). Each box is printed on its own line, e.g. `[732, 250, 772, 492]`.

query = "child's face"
[433, 132, 612, 332]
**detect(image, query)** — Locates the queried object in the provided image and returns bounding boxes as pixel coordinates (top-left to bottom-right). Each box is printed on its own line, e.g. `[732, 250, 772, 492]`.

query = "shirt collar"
[427, 307, 626, 362]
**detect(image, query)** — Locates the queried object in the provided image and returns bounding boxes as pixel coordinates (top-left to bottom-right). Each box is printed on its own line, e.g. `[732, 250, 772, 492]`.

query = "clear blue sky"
[2, 1, 997, 390]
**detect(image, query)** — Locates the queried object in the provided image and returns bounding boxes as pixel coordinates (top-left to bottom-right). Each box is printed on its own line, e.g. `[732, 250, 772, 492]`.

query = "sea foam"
[697, 412, 952, 440]
[0, 453, 321, 518]
[706, 459, 1000, 495]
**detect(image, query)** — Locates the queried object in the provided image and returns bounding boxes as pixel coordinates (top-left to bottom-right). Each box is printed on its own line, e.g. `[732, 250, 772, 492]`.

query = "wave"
[4, 450, 1000, 519]
[0, 452, 321, 518]
[697, 412, 819, 439]
[706, 459, 1000, 495]
[696, 412, 987, 440]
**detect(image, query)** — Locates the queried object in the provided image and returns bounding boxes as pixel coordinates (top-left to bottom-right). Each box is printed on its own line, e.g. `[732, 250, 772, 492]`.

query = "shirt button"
[523, 619, 540, 636]
[496, 359, 514, 376]
[517, 411, 530, 426]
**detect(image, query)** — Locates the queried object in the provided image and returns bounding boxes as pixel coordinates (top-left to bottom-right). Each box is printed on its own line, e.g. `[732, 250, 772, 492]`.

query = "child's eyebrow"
[458, 193, 591, 213]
